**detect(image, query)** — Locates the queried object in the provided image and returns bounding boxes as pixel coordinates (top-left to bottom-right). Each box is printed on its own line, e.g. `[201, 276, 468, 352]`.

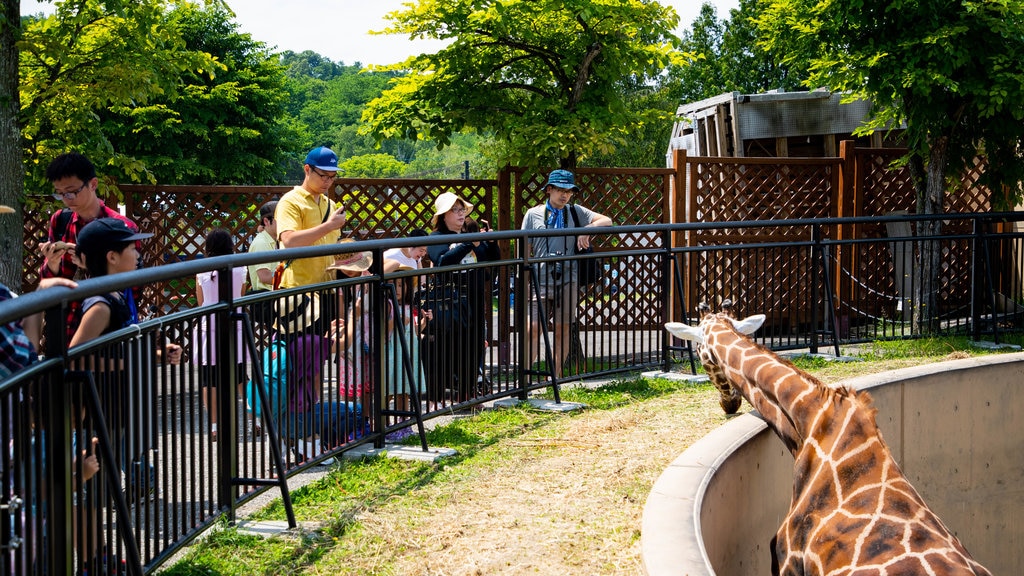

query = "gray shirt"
[521, 203, 598, 286]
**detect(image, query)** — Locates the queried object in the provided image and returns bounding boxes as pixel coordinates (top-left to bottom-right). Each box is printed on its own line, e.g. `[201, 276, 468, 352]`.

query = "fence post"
[661, 228, 674, 373]
[216, 264, 239, 521]
[42, 306, 73, 575]
[810, 225, 821, 355]
[370, 252, 387, 449]
[972, 217, 1001, 344]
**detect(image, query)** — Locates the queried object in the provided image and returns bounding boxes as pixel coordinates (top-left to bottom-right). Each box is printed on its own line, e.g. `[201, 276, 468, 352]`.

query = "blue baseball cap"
[544, 169, 578, 191]
[304, 146, 339, 171]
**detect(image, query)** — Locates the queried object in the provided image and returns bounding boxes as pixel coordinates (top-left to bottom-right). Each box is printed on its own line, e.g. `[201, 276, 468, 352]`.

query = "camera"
[546, 251, 564, 282]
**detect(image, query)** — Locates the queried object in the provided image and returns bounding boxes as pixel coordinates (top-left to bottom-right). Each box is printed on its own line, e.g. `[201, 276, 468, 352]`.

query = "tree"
[670, 1, 807, 105]
[756, 0, 1024, 330]
[18, 0, 216, 188]
[339, 153, 406, 178]
[101, 4, 302, 185]
[0, 0, 216, 287]
[0, 0, 24, 288]
[362, 0, 686, 169]
[279, 49, 410, 174]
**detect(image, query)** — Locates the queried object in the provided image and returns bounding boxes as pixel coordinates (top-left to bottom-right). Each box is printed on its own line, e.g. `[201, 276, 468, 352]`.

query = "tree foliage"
[102, 3, 302, 185]
[671, 0, 807, 105]
[755, 0, 1024, 211]
[362, 0, 686, 169]
[17, 0, 218, 190]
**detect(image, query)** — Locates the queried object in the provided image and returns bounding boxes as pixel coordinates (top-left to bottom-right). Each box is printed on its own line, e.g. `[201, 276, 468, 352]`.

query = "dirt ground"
[320, 388, 728, 575]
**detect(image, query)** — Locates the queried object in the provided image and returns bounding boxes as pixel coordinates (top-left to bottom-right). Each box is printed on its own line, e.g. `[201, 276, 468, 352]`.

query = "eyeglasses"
[310, 167, 337, 181]
[450, 206, 468, 215]
[52, 181, 89, 201]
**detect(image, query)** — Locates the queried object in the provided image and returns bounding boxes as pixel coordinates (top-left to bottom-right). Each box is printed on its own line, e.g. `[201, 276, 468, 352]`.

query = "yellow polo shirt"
[274, 185, 341, 289]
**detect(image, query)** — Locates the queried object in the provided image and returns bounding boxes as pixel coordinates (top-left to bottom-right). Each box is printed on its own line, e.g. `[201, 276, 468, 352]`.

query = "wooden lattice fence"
[675, 143, 996, 333]
[19, 152, 996, 332]
[680, 156, 841, 329]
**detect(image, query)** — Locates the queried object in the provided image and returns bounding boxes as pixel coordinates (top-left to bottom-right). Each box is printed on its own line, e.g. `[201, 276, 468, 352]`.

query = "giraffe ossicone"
[664, 303, 992, 575]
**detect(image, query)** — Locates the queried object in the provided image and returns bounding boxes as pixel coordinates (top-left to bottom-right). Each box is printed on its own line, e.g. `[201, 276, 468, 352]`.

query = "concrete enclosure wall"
[642, 353, 1024, 575]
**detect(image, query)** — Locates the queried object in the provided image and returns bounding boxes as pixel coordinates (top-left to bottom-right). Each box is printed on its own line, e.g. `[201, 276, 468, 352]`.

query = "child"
[72, 218, 181, 569]
[193, 228, 249, 441]
[385, 273, 429, 440]
[326, 243, 373, 405]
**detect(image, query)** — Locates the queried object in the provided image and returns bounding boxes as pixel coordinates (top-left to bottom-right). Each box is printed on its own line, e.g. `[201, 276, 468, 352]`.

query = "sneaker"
[297, 439, 336, 467]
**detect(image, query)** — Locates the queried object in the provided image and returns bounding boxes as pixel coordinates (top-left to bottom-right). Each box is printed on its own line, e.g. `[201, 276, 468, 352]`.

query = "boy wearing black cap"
[73, 218, 155, 340]
[73, 218, 182, 510]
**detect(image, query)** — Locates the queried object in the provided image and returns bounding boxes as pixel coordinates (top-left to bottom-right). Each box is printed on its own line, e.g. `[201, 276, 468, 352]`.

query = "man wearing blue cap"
[275, 146, 348, 289]
[521, 169, 612, 378]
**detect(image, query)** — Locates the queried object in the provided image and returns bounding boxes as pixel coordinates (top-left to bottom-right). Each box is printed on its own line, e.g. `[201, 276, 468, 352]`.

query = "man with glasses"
[40, 152, 142, 342]
[38, 153, 159, 507]
[521, 169, 612, 379]
[274, 146, 348, 290]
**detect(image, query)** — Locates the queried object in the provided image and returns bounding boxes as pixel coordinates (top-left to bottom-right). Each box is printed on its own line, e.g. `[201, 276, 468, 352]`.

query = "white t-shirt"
[383, 247, 421, 269]
[193, 266, 248, 364]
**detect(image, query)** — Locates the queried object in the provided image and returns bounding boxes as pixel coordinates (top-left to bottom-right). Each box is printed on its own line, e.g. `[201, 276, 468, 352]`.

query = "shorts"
[529, 283, 578, 326]
[198, 363, 249, 388]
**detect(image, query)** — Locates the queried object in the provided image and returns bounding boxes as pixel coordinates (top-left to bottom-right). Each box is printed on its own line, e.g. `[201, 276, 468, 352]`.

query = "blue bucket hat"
[544, 169, 578, 191]
[304, 146, 339, 171]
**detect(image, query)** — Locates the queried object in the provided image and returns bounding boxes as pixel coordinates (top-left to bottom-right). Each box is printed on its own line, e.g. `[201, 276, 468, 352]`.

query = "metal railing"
[2, 213, 1022, 574]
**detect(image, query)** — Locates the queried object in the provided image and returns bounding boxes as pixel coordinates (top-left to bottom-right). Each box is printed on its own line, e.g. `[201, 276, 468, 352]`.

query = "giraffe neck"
[705, 324, 827, 450]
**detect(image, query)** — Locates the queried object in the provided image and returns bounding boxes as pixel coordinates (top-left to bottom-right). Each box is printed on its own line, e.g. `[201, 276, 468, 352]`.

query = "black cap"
[77, 218, 152, 254]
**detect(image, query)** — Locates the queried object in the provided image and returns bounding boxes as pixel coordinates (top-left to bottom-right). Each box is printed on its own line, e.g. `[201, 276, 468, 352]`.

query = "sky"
[21, 0, 740, 67]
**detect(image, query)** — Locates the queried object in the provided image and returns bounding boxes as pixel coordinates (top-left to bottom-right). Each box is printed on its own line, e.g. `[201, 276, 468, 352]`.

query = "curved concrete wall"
[642, 353, 1024, 575]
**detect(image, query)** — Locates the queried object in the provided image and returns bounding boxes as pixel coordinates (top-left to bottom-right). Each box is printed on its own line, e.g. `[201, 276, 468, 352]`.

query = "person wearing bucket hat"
[39, 152, 144, 343]
[274, 146, 348, 290]
[422, 191, 500, 404]
[326, 239, 373, 274]
[521, 169, 612, 379]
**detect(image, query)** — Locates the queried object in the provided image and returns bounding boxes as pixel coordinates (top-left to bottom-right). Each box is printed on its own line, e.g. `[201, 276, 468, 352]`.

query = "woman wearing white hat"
[422, 192, 500, 405]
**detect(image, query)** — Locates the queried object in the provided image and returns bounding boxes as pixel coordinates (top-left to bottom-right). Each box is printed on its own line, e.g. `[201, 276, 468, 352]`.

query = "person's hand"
[577, 234, 592, 250]
[40, 241, 75, 274]
[328, 201, 348, 230]
[38, 277, 78, 290]
[164, 343, 183, 365]
[327, 317, 346, 339]
[80, 437, 100, 481]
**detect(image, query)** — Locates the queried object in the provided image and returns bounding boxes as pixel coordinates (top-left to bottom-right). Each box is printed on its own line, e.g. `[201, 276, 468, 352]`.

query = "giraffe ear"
[731, 314, 766, 335]
[665, 322, 704, 344]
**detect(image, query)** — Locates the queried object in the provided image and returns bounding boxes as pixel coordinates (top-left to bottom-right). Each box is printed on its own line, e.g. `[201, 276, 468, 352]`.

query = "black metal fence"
[2, 214, 1022, 574]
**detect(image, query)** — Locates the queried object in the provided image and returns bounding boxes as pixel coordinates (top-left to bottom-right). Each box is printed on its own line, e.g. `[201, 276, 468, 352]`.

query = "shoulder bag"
[569, 205, 601, 287]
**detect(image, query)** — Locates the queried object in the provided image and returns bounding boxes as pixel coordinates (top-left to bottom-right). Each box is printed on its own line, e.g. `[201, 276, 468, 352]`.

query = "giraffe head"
[665, 301, 765, 414]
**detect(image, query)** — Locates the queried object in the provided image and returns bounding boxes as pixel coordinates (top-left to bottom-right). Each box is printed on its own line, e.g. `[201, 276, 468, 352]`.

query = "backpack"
[245, 339, 288, 420]
[52, 208, 74, 241]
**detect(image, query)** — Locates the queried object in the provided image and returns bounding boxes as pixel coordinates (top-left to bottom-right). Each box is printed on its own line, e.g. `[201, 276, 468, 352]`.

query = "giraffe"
[665, 302, 992, 576]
